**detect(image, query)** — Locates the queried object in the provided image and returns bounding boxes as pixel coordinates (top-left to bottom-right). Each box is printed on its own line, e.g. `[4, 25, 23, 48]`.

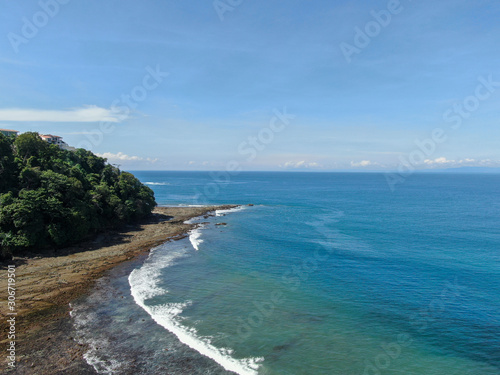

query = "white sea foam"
[70, 303, 126, 374]
[189, 227, 204, 251]
[216, 205, 247, 217]
[82, 341, 124, 375]
[183, 216, 200, 225]
[128, 245, 186, 299]
[129, 242, 263, 375]
[144, 182, 170, 186]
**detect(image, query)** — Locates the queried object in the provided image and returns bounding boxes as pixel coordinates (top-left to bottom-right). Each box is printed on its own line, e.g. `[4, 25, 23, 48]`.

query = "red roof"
[0, 129, 19, 132]
[40, 134, 61, 139]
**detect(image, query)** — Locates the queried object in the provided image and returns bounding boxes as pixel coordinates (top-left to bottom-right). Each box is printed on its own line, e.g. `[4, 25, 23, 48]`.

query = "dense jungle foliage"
[0, 132, 156, 259]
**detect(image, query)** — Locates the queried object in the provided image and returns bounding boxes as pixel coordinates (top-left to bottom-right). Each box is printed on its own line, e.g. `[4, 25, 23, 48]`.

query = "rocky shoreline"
[0, 205, 238, 374]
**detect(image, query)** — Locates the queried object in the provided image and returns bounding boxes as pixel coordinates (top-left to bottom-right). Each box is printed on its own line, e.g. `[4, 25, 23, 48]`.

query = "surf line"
[129, 205, 262, 375]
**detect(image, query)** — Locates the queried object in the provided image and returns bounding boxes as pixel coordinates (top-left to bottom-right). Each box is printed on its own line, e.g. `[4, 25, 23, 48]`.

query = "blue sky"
[0, 0, 499, 171]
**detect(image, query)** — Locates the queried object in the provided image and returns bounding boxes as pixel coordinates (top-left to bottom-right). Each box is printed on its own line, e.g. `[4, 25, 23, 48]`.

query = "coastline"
[0, 205, 238, 374]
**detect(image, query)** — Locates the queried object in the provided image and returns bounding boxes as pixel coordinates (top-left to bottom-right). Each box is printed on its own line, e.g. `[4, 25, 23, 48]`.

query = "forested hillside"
[0, 132, 156, 259]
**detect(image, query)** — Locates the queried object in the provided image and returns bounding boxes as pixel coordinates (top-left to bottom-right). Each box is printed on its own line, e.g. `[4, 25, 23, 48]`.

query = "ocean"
[70, 172, 500, 375]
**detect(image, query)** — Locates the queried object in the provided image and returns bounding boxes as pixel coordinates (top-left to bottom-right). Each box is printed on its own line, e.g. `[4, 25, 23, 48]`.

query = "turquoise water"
[73, 172, 500, 374]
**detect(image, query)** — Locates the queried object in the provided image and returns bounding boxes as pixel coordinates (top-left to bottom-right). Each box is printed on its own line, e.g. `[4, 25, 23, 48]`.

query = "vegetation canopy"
[0, 132, 156, 259]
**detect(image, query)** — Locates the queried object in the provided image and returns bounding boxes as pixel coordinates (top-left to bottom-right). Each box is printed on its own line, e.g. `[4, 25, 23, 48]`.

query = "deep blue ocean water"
[71, 172, 500, 375]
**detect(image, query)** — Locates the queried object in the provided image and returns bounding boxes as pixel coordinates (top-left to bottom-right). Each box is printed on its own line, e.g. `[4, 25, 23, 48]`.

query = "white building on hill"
[40, 134, 75, 151]
[0, 129, 19, 137]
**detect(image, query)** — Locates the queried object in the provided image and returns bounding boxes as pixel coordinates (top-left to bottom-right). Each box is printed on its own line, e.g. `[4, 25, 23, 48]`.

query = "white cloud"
[424, 157, 454, 165]
[97, 152, 158, 163]
[350, 160, 373, 167]
[61, 131, 102, 135]
[423, 157, 500, 168]
[281, 161, 320, 169]
[0, 105, 125, 123]
[184, 161, 221, 169]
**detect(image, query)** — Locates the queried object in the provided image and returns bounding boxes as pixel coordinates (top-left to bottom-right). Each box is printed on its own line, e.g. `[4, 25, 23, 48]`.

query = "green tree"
[0, 134, 18, 193]
[0, 132, 157, 260]
[13, 132, 48, 164]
